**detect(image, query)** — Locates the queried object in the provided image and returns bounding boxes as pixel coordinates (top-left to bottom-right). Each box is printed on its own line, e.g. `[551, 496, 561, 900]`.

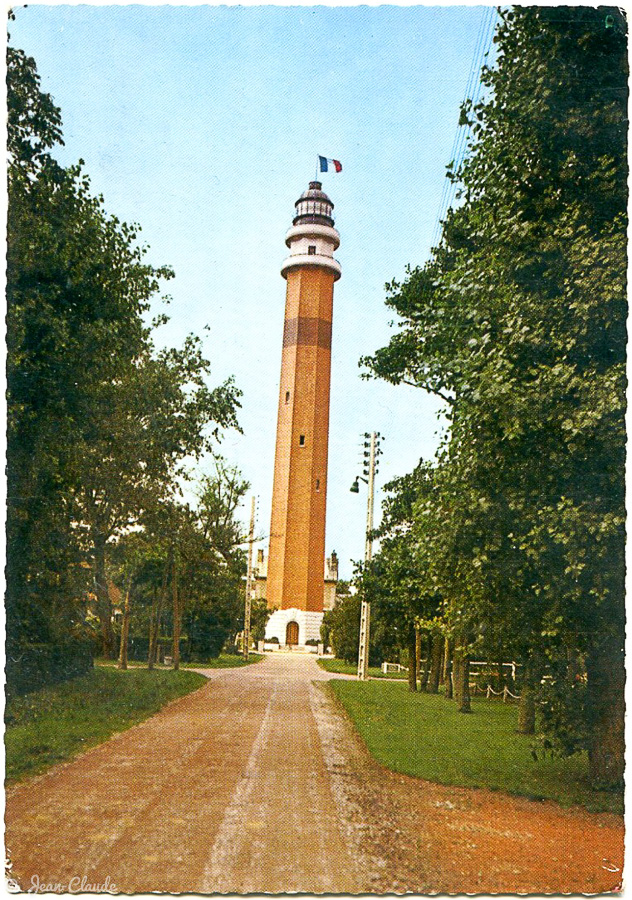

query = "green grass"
[97, 652, 264, 669]
[179, 653, 264, 669]
[329, 680, 623, 814]
[5, 667, 207, 783]
[317, 658, 408, 679]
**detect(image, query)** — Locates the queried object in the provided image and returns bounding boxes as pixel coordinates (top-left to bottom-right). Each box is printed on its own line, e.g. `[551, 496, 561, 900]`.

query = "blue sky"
[9, 4, 496, 578]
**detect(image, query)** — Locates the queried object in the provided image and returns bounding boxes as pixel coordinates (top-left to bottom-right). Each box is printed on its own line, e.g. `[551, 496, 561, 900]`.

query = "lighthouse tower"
[265, 182, 341, 647]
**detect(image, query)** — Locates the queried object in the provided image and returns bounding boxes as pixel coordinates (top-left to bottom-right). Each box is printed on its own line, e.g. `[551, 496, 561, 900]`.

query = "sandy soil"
[5, 653, 623, 894]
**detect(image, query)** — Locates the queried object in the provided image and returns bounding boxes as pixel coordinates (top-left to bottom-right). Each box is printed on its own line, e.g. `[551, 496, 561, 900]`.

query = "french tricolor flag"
[319, 156, 342, 173]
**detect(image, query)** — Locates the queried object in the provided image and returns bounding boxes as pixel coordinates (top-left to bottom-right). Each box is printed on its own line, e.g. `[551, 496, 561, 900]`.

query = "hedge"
[6, 639, 94, 700]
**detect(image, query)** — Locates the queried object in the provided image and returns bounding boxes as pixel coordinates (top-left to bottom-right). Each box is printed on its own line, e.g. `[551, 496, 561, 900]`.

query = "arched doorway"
[286, 621, 299, 646]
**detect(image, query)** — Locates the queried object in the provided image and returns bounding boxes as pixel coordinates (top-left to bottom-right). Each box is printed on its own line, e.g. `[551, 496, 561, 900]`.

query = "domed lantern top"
[293, 181, 335, 227]
[281, 181, 341, 281]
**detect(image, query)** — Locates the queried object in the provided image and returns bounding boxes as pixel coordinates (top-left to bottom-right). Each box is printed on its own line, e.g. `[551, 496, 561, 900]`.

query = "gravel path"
[6, 653, 623, 893]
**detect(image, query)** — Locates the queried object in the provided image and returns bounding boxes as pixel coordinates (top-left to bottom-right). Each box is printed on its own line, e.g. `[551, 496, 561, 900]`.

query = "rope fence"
[382, 658, 523, 701]
[472, 683, 522, 702]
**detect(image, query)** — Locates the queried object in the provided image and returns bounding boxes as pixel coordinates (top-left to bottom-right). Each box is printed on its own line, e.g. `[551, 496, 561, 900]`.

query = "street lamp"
[350, 431, 382, 680]
[349, 476, 365, 494]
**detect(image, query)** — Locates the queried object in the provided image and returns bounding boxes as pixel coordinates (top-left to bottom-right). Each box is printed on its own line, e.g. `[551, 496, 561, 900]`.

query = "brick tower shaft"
[267, 182, 341, 614]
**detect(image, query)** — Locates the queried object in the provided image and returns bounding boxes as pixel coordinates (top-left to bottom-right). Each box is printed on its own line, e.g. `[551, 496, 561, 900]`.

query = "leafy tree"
[363, 8, 627, 786]
[196, 459, 250, 562]
[71, 339, 241, 656]
[366, 464, 442, 690]
[6, 42, 242, 680]
[249, 597, 271, 645]
[7, 41, 63, 179]
[113, 464, 249, 666]
[323, 569, 404, 668]
[321, 592, 361, 664]
[321, 581, 350, 650]
[6, 45, 99, 665]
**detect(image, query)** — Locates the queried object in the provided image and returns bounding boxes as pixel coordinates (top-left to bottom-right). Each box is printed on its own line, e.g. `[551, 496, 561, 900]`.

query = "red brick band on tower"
[282, 316, 333, 350]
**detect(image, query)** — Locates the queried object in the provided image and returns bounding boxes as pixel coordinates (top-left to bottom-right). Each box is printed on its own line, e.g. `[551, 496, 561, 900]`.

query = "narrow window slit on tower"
[308, 245, 316, 255]
[316, 478, 320, 491]
[285, 390, 290, 404]
[299, 435, 305, 446]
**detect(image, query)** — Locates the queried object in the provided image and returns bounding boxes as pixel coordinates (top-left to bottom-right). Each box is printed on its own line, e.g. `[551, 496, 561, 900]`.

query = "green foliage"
[96, 653, 262, 669]
[320, 581, 349, 647]
[7, 44, 63, 178]
[361, 7, 627, 784]
[121, 636, 187, 662]
[5, 666, 206, 782]
[250, 597, 272, 644]
[329, 681, 622, 814]
[6, 42, 243, 674]
[322, 593, 361, 663]
[5, 638, 95, 702]
[535, 670, 588, 759]
[359, 462, 443, 660]
[321, 583, 402, 667]
[110, 461, 249, 666]
[185, 601, 238, 660]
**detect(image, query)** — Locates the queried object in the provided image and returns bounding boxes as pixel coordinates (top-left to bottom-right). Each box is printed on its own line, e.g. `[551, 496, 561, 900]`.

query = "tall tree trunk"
[93, 531, 115, 658]
[148, 563, 169, 670]
[419, 633, 430, 692]
[172, 552, 181, 671]
[517, 658, 536, 735]
[415, 628, 422, 686]
[148, 586, 157, 670]
[427, 632, 444, 694]
[517, 686, 536, 734]
[453, 637, 471, 713]
[444, 638, 454, 699]
[586, 631, 624, 788]
[407, 629, 417, 692]
[117, 581, 131, 670]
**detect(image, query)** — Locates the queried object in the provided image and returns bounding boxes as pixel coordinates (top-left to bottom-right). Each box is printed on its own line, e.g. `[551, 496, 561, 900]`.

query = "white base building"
[254, 549, 338, 647]
[264, 608, 324, 647]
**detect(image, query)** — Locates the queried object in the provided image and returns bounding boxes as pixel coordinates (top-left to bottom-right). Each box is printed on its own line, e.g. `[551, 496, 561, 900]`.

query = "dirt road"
[6, 653, 623, 893]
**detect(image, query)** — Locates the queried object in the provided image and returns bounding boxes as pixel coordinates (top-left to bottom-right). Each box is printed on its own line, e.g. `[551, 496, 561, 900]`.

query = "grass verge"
[97, 652, 264, 670]
[179, 653, 264, 669]
[317, 658, 407, 679]
[329, 680, 622, 815]
[5, 667, 207, 783]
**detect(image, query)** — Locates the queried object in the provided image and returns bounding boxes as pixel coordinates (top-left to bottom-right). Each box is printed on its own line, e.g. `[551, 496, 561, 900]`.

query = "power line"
[432, 6, 495, 248]
[430, 6, 498, 255]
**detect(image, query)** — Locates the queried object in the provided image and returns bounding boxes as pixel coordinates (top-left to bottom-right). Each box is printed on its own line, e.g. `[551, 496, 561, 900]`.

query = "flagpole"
[314, 155, 319, 182]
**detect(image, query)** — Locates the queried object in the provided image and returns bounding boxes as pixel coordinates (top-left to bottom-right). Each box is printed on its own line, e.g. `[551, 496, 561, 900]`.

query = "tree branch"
[401, 378, 454, 405]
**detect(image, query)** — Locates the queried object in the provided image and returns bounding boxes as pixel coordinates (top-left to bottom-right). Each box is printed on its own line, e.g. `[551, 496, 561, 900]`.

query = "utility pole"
[353, 431, 381, 681]
[243, 495, 256, 661]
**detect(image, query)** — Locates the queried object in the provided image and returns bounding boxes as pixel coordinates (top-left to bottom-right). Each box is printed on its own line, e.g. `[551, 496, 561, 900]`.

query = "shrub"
[6, 638, 94, 701]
